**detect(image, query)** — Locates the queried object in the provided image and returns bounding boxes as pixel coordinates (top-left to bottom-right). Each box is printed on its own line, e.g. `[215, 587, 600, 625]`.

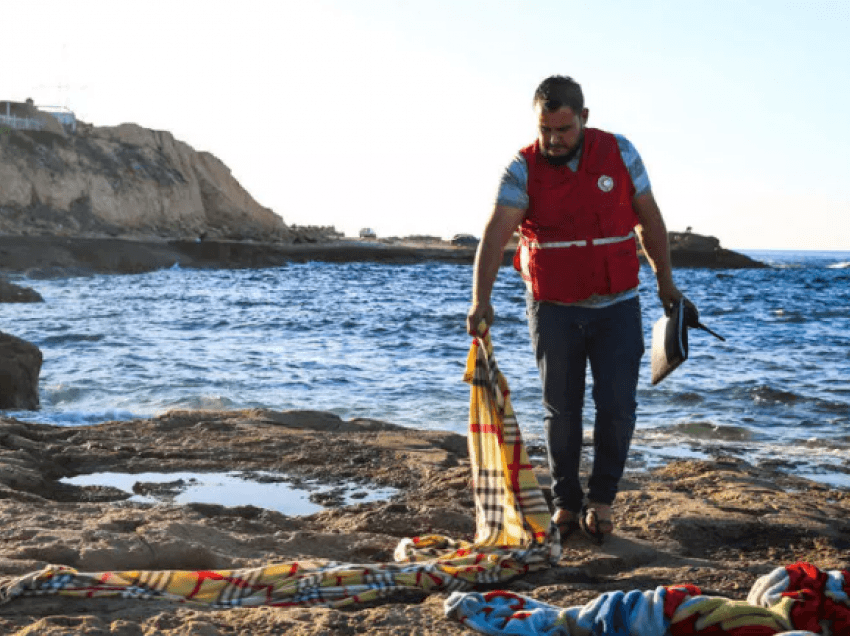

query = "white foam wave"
[9, 409, 141, 427]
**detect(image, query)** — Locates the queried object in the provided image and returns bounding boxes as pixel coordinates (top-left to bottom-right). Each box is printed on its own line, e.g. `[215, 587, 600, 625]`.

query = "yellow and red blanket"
[0, 328, 557, 609]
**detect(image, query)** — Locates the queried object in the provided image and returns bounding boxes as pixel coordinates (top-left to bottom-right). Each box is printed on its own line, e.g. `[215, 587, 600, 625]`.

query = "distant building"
[38, 105, 77, 133]
[0, 99, 76, 135]
[451, 233, 479, 247]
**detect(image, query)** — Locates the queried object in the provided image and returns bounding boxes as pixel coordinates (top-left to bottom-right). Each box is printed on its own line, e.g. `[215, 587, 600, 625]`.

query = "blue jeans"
[526, 296, 644, 513]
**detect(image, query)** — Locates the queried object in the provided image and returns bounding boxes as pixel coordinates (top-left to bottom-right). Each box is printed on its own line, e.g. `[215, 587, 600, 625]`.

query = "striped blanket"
[445, 561, 850, 636]
[0, 328, 559, 608]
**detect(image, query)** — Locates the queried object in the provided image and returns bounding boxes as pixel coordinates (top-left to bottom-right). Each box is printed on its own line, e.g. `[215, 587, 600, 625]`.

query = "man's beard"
[543, 133, 584, 166]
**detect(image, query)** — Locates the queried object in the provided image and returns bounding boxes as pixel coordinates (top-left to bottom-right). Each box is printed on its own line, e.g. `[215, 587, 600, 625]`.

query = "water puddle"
[61, 471, 397, 516]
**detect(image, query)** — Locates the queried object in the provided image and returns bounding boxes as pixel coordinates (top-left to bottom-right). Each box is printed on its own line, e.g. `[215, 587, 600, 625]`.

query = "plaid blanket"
[445, 561, 850, 636]
[0, 328, 558, 608]
[464, 327, 553, 551]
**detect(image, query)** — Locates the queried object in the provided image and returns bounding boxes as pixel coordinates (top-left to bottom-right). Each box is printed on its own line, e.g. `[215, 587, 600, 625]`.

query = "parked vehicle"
[450, 233, 479, 247]
[359, 228, 377, 239]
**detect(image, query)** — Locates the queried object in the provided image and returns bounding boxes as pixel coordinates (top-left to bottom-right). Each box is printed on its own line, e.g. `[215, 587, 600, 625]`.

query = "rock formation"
[0, 116, 336, 243]
[0, 332, 42, 410]
[0, 106, 762, 273]
[664, 230, 766, 268]
[0, 278, 43, 302]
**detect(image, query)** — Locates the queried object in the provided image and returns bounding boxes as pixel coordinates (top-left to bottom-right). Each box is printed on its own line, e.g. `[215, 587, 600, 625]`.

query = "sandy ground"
[0, 408, 847, 635]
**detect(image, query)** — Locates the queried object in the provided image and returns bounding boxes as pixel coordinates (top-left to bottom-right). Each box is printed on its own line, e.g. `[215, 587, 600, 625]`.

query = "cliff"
[0, 120, 335, 243]
[0, 110, 762, 274]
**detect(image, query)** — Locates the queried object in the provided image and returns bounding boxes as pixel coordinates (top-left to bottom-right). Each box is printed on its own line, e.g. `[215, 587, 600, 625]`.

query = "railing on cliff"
[0, 105, 77, 134]
[0, 114, 44, 131]
[38, 106, 76, 133]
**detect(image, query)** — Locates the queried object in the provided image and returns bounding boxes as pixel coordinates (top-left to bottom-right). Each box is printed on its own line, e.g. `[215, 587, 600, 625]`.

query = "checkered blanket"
[0, 328, 558, 608]
[464, 327, 554, 551]
[445, 561, 850, 635]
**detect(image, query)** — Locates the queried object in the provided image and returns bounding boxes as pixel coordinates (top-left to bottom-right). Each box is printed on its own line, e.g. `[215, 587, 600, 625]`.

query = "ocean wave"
[670, 392, 703, 404]
[827, 261, 850, 269]
[768, 309, 807, 323]
[815, 398, 850, 415]
[797, 438, 850, 454]
[40, 334, 104, 345]
[9, 409, 140, 427]
[668, 421, 753, 441]
[628, 444, 711, 470]
[750, 385, 801, 404]
[41, 384, 88, 405]
[791, 471, 850, 490]
[164, 395, 238, 411]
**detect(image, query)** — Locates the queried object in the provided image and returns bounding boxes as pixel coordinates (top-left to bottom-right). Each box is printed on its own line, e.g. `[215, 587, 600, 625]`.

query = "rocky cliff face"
[0, 121, 320, 242]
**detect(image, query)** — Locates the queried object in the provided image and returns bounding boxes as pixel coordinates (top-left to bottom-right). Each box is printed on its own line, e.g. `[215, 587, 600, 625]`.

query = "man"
[466, 76, 683, 545]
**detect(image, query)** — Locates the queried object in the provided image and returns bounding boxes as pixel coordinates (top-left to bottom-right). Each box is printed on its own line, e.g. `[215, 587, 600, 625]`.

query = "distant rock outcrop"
[0, 278, 43, 302]
[664, 231, 766, 268]
[0, 117, 338, 243]
[0, 332, 42, 410]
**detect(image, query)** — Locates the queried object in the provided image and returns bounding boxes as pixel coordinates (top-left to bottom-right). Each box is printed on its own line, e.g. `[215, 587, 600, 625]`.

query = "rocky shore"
[0, 409, 846, 635]
[0, 230, 764, 279]
[1, 112, 806, 635]
[0, 112, 764, 278]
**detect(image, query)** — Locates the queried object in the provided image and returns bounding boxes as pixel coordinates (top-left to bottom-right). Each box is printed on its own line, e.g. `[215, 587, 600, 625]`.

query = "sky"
[5, 0, 850, 250]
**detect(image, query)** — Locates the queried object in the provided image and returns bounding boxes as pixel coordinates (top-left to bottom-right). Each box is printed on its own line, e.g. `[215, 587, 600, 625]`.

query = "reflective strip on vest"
[517, 231, 637, 284]
[525, 238, 587, 249]
[525, 231, 635, 250]
[592, 231, 636, 246]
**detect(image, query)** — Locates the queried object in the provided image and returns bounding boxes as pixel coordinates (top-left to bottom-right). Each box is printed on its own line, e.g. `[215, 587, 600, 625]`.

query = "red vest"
[513, 128, 640, 303]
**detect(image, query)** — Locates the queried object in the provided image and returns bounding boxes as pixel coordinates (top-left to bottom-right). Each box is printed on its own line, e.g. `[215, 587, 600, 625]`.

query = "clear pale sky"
[6, 0, 849, 250]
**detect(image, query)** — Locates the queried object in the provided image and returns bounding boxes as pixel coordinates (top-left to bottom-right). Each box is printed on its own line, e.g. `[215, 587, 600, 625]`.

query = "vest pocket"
[604, 243, 640, 293]
[529, 246, 594, 303]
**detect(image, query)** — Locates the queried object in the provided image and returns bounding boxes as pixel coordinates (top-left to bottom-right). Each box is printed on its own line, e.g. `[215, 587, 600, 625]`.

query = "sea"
[4, 249, 850, 489]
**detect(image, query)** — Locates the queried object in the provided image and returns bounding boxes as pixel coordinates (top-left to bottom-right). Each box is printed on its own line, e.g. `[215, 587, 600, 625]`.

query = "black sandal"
[553, 509, 580, 544]
[580, 504, 614, 545]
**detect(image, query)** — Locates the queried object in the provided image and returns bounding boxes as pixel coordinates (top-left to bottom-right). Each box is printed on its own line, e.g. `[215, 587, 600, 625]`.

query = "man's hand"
[657, 277, 683, 312]
[466, 301, 494, 336]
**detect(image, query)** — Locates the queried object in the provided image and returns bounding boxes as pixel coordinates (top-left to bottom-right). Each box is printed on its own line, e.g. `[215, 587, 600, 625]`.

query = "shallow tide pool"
[62, 471, 398, 516]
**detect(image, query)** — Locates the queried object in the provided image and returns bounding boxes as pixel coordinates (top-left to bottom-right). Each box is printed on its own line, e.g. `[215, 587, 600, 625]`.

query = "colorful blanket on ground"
[0, 328, 558, 608]
[445, 561, 850, 636]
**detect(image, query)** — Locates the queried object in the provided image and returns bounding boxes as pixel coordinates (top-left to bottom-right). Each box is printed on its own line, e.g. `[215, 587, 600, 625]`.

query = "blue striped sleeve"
[615, 134, 651, 196]
[495, 154, 529, 209]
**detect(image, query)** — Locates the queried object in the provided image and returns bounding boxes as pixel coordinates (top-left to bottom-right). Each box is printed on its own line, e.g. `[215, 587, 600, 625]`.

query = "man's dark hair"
[533, 76, 584, 113]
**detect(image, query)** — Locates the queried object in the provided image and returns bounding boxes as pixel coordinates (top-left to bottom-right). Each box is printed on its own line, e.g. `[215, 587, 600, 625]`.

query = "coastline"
[0, 233, 766, 278]
[0, 408, 846, 634]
